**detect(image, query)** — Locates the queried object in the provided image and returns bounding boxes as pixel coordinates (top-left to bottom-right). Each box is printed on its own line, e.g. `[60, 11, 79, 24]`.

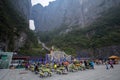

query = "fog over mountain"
[31, 0, 120, 31]
[30, 0, 120, 58]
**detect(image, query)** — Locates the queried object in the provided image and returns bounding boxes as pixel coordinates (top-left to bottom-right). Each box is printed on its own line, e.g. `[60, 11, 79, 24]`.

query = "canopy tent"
[109, 55, 120, 59]
[109, 55, 120, 64]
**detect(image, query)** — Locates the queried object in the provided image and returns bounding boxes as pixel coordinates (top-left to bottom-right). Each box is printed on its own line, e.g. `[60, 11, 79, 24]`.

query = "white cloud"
[31, 0, 56, 6]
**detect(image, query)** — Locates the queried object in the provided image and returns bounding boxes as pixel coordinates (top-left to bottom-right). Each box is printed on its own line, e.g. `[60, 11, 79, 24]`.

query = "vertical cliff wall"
[31, 0, 120, 31]
[9, 0, 31, 21]
[0, 0, 33, 51]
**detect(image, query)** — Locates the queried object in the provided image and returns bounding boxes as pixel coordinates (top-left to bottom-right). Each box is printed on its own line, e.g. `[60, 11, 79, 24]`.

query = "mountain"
[49, 6, 120, 58]
[31, 0, 120, 31]
[31, 0, 120, 58]
[0, 0, 38, 53]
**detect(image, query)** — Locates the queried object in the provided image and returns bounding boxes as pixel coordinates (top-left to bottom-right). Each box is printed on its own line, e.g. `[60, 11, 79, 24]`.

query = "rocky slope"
[31, 0, 120, 31]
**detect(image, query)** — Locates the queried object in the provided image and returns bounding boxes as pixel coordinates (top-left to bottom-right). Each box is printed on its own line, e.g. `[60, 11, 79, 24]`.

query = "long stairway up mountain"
[38, 39, 50, 51]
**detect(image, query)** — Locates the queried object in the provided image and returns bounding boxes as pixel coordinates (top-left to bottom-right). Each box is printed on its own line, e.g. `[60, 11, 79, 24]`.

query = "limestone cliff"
[9, 0, 31, 21]
[31, 0, 120, 31]
[0, 0, 33, 52]
[31, 0, 120, 58]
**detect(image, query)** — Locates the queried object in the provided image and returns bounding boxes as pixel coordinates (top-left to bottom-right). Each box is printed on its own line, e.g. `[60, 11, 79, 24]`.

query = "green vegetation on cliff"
[38, 6, 120, 56]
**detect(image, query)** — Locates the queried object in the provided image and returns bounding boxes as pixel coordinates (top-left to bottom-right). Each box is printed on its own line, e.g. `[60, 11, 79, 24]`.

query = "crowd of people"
[24, 60, 96, 77]
[105, 60, 114, 69]
[14, 58, 119, 78]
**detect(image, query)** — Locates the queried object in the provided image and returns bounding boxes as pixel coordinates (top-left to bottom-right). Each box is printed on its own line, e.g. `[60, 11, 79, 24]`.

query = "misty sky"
[31, 0, 56, 6]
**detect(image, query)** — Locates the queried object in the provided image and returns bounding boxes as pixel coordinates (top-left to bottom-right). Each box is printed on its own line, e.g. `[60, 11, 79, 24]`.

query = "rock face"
[31, 0, 120, 31]
[0, 0, 32, 51]
[14, 32, 27, 51]
[9, 0, 31, 21]
[9, 0, 32, 51]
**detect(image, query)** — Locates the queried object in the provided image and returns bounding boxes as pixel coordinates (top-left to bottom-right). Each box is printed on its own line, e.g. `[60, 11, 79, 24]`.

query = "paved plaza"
[0, 64, 120, 80]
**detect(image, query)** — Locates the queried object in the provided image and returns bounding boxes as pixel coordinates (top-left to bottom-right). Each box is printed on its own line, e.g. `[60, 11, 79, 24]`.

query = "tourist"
[25, 62, 29, 70]
[105, 61, 109, 70]
[90, 61, 94, 69]
[54, 63, 57, 70]
[84, 60, 88, 69]
[34, 64, 39, 74]
[109, 60, 114, 68]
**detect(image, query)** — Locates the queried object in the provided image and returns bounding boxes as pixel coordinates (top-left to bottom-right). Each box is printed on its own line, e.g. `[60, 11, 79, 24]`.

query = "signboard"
[0, 52, 13, 69]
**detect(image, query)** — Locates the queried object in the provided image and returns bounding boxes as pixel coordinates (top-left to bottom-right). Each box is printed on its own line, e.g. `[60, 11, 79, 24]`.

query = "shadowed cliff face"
[31, 0, 120, 31]
[10, 0, 32, 21]
[0, 0, 33, 51]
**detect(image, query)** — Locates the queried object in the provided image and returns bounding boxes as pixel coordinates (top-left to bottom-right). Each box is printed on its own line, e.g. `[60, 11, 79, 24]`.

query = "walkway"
[0, 64, 120, 80]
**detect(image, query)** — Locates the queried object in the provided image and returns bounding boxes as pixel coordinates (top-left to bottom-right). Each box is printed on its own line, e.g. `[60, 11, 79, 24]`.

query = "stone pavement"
[0, 64, 120, 80]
